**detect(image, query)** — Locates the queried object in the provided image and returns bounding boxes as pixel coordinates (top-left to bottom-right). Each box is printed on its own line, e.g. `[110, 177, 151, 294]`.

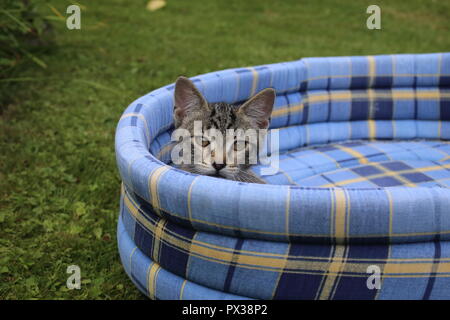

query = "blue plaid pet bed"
[116, 53, 450, 299]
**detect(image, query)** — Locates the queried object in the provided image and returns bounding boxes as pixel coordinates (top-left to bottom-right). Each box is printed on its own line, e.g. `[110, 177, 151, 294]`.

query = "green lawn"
[1, 0, 449, 299]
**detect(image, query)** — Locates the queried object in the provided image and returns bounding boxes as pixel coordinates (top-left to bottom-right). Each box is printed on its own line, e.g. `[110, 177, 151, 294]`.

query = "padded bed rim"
[120, 192, 450, 300]
[118, 214, 251, 300]
[115, 53, 450, 243]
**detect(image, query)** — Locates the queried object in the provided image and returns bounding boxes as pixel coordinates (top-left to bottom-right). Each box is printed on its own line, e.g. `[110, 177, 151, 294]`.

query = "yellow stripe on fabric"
[152, 219, 168, 262]
[376, 90, 447, 100]
[270, 90, 449, 118]
[314, 244, 335, 300]
[124, 186, 450, 243]
[270, 244, 291, 299]
[277, 75, 450, 94]
[196, 236, 450, 275]
[315, 152, 342, 169]
[271, 103, 303, 117]
[313, 73, 450, 82]
[263, 163, 298, 185]
[124, 194, 139, 217]
[179, 280, 187, 300]
[392, 90, 434, 99]
[383, 262, 450, 275]
[437, 262, 450, 275]
[125, 192, 157, 233]
[149, 166, 170, 216]
[385, 189, 394, 237]
[310, 92, 351, 103]
[368, 56, 376, 88]
[192, 243, 243, 266]
[430, 144, 450, 159]
[125, 192, 279, 270]
[249, 67, 259, 97]
[414, 90, 444, 99]
[368, 119, 376, 139]
[278, 167, 298, 185]
[321, 163, 450, 188]
[147, 263, 161, 300]
[156, 143, 174, 160]
[375, 241, 391, 300]
[368, 144, 393, 162]
[133, 225, 450, 272]
[126, 193, 287, 271]
[334, 144, 369, 164]
[151, 213, 450, 276]
[124, 192, 450, 275]
[334, 189, 348, 241]
[318, 246, 346, 300]
[184, 232, 197, 281]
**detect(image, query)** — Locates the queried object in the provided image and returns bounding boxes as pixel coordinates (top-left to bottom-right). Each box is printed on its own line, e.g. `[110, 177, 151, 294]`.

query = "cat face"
[173, 76, 275, 183]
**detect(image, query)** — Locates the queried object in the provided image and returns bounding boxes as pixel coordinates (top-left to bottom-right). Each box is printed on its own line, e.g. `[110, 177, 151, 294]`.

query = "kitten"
[173, 76, 275, 183]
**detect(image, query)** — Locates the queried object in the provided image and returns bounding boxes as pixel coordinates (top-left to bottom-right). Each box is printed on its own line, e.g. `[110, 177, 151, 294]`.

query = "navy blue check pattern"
[116, 53, 450, 299]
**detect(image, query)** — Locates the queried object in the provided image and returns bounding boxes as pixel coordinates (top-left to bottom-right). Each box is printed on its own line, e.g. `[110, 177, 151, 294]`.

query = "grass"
[1, 0, 449, 299]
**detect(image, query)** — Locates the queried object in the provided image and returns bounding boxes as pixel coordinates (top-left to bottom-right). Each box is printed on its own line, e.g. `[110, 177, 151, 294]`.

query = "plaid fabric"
[120, 188, 450, 300]
[118, 213, 251, 300]
[270, 87, 450, 129]
[256, 140, 450, 187]
[115, 53, 450, 299]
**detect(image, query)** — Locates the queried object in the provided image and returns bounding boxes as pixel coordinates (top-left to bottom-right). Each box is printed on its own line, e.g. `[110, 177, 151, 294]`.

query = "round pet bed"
[115, 52, 450, 299]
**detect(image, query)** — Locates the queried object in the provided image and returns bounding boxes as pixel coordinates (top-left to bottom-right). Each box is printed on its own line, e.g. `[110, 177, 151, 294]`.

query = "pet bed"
[116, 52, 450, 299]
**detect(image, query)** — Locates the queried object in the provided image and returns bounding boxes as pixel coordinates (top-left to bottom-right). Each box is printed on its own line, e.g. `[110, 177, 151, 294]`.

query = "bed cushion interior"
[253, 140, 450, 187]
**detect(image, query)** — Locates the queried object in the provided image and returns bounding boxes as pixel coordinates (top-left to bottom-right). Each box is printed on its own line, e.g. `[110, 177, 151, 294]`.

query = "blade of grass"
[0, 9, 31, 32]
[21, 49, 47, 69]
[47, 4, 64, 20]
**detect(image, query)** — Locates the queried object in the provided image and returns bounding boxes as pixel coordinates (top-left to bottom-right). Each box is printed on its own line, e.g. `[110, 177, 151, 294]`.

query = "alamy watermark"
[366, 265, 382, 290]
[66, 264, 81, 289]
[66, 5, 81, 30]
[366, 5, 381, 30]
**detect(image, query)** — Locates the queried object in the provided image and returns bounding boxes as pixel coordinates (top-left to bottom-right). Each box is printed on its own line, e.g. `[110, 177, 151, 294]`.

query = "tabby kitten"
[173, 76, 275, 183]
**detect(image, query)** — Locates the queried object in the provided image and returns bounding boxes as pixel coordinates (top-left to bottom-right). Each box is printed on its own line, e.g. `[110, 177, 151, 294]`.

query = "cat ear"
[174, 76, 207, 127]
[238, 88, 275, 129]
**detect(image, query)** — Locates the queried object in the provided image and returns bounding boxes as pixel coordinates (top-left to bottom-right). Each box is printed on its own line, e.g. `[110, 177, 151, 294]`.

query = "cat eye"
[194, 136, 210, 147]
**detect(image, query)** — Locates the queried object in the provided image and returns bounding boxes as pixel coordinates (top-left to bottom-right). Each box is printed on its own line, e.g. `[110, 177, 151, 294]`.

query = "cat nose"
[212, 162, 225, 171]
